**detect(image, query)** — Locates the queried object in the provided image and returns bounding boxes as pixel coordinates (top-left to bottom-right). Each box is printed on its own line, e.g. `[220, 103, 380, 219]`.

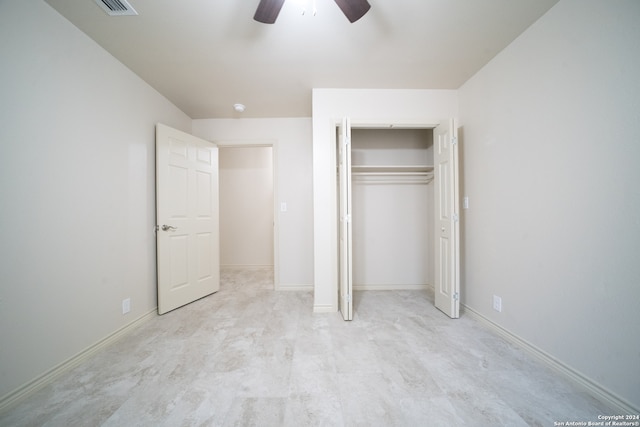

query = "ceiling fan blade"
[254, 0, 286, 24]
[333, 0, 371, 23]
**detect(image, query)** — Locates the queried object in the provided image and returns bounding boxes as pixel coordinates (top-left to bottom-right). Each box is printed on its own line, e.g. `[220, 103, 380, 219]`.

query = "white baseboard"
[0, 308, 157, 413]
[461, 304, 639, 414]
[313, 304, 336, 313]
[221, 264, 273, 270]
[353, 284, 430, 291]
[276, 284, 313, 291]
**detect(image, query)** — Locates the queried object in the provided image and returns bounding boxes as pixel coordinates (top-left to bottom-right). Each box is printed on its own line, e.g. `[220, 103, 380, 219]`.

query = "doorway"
[334, 119, 460, 320]
[350, 127, 435, 291]
[218, 144, 277, 289]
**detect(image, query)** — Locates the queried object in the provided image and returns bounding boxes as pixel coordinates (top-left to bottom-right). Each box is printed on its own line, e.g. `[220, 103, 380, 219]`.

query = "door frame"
[216, 139, 280, 290]
[329, 118, 445, 313]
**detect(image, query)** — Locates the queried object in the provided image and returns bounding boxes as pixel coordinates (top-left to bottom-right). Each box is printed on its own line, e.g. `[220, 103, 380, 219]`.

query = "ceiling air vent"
[95, 0, 138, 16]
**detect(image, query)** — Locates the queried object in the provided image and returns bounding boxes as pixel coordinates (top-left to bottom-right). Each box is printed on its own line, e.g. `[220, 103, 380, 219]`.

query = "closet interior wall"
[350, 128, 434, 291]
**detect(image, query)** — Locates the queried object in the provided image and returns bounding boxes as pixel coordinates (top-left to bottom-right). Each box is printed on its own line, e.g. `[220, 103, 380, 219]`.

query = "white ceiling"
[44, 0, 559, 119]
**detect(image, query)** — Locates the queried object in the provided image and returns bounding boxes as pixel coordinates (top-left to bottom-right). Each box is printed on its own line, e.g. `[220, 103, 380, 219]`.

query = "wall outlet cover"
[122, 298, 131, 314]
[493, 295, 502, 312]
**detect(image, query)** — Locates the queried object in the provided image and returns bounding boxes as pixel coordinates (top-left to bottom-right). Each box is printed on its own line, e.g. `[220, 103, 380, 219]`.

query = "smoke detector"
[95, 0, 138, 16]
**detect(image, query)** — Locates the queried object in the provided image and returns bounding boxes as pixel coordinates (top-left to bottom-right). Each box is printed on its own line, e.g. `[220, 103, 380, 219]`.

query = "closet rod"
[352, 172, 434, 176]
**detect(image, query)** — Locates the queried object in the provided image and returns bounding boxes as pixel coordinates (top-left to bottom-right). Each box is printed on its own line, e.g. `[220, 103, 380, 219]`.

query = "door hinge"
[343, 136, 351, 147]
[346, 294, 351, 302]
[345, 214, 352, 223]
[452, 213, 459, 222]
[453, 292, 459, 301]
[451, 137, 458, 145]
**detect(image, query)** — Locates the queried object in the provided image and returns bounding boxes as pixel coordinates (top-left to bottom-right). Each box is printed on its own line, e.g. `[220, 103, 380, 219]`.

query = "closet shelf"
[351, 165, 434, 176]
[351, 165, 434, 185]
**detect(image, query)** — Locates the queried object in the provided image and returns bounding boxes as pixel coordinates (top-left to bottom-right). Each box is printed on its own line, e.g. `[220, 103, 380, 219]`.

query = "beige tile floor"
[0, 268, 614, 426]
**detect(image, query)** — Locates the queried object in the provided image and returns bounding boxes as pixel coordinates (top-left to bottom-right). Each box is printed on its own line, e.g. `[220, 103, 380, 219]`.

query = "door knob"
[161, 224, 177, 231]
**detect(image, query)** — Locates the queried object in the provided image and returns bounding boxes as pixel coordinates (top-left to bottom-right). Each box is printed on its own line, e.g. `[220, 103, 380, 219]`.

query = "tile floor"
[0, 268, 614, 426]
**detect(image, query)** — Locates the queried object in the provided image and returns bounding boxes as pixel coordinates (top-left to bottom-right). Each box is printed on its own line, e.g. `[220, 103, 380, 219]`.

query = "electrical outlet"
[122, 298, 131, 314]
[493, 295, 502, 312]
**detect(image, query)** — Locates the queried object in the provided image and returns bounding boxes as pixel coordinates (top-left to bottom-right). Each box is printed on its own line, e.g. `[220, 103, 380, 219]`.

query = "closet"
[337, 118, 460, 321]
[351, 128, 434, 291]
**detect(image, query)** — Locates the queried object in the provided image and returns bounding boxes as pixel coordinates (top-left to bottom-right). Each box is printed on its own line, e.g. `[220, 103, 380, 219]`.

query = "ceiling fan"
[254, 0, 371, 24]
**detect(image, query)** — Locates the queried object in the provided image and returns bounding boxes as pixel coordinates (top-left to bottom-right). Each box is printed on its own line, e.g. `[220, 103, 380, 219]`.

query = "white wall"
[351, 129, 434, 289]
[352, 181, 431, 288]
[0, 0, 191, 401]
[458, 0, 640, 410]
[311, 89, 458, 311]
[192, 118, 313, 288]
[219, 146, 273, 268]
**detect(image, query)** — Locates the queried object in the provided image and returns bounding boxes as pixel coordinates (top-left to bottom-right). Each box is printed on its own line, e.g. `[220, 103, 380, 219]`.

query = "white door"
[156, 123, 220, 315]
[338, 117, 353, 320]
[434, 119, 460, 318]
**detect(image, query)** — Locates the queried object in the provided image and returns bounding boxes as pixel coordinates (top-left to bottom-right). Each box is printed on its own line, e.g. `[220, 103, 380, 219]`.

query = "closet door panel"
[338, 118, 353, 320]
[434, 119, 460, 319]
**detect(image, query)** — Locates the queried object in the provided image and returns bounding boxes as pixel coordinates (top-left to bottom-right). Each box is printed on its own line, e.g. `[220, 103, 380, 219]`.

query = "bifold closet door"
[434, 119, 460, 318]
[338, 117, 353, 320]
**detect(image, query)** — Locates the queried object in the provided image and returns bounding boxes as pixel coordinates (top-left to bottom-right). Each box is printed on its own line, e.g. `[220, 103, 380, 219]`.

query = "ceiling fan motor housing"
[254, 0, 371, 24]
